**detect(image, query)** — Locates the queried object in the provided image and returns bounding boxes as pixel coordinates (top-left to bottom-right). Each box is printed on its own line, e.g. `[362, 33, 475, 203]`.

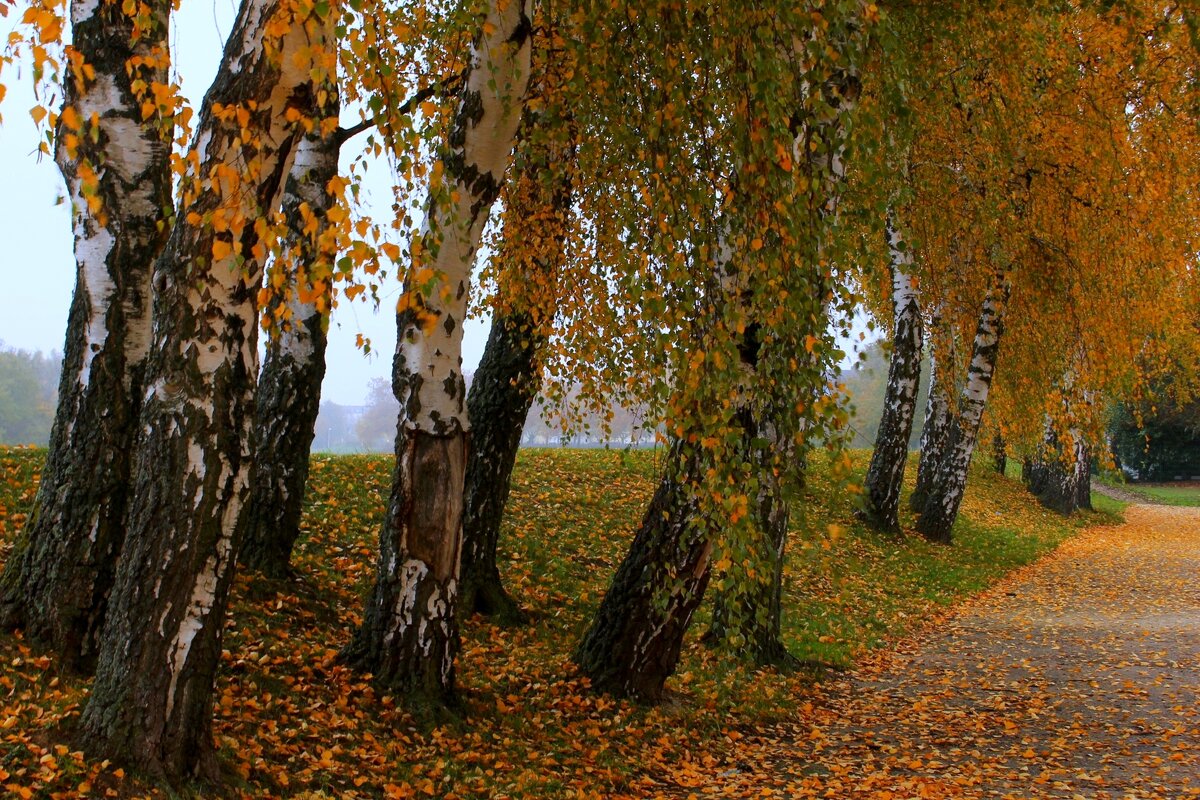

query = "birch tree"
[78, 0, 330, 777]
[459, 31, 575, 623]
[860, 215, 922, 532]
[576, 1, 871, 698]
[0, 0, 171, 669]
[915, 268, 1010, 541]
[344, 0, 533, 708]
[239, 97, 342, 579]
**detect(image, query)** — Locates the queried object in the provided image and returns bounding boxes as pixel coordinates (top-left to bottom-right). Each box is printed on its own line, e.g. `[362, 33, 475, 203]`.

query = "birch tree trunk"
[861, 219, 922, 532]
[991, 433, 1008, 475]
[910, 315, 954, 513]
[702, 48, 865, 667]
[344, 0, 532, 708]
[577, 20, 866, 692]
[1027, 431, 1090, 515]
[78, 0, 325, 779]
[573, 442, 712, 700]
[0, 0, 170, 670]
[239, 100, 341, 579]
[1074, 440, 1092, 511]
[916, 271, 1011, 542]
[704, 410, 795, 668]
[460, 104, 574, 624]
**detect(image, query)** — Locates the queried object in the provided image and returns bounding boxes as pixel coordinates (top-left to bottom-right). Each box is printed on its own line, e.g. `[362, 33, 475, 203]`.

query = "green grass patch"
[1119, 483, 1200, 506]
[1096, 473, 1200, 507]
[1089, 490, 1129, 519]
[0, 445, 1101, 798]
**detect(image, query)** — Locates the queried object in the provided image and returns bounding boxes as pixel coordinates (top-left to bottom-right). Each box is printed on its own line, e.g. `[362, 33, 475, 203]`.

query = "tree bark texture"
[861, 219, 922, 533]
[705, 411, 794, 668]
[916, 272, 1011, 542]
[458, 310, 542, 623]
[239, 98, 341, 579]
[1026, 431, 1091, 515]
[1074, 441, 1092, 511]
[79, 0, 325, 780]
[573, 444, 712, 701]
[459, 99, 575, 623]
[910, 315, 954, 513]
[0, 0, 171, 669]
[346, 0, 532, 707]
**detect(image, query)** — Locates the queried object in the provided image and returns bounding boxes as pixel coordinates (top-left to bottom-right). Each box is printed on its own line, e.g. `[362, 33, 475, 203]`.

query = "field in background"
[0, 446, 1120, 798]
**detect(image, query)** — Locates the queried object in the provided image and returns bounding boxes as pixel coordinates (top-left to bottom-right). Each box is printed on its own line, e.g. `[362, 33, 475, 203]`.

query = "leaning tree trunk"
[239, 96, 341, 579]
[705, 410, 795, 668]
[861, 218, 922, 533]
[916, 272, 1011, 543]
[578, 17, 867, 690]
[460, 100, 575, 624]
[78, 0, 324, 781]
[0, 0, 170, 669]
[910, 315, 954, 513]
[343, 0, 532, 710]
[574, 442, 713, 700]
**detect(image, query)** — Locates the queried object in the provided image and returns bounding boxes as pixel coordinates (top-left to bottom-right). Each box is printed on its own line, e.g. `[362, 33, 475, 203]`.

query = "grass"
[1096, 474, 1200, 507]
[0, 445, 1116, 798]
[1089, 490, 1129, 517]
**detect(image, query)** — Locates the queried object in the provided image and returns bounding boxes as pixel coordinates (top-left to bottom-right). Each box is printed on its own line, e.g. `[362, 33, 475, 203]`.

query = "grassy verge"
[1096, 475, 1200, 507]
[1089, 490, 1130, 517]
[0, 446, 1108, 798]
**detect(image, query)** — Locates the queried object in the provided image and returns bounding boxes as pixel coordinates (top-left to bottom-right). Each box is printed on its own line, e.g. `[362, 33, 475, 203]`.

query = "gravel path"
[684, 505, 1200, 799]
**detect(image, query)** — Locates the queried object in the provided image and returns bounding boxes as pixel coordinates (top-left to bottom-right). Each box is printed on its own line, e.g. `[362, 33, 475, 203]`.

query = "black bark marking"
[0, 0, 172, 670]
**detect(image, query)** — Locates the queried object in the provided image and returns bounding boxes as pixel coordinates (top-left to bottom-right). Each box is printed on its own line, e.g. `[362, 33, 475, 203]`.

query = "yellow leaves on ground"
[0, 447, 1112, 798]
[688, 502, 1200, 798]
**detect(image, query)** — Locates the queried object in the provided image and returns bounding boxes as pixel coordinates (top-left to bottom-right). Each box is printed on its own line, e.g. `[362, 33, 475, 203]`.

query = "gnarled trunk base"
[344, 430, 468, 710]
[574, 446, 710, 702]
[459, 311, 542, 625]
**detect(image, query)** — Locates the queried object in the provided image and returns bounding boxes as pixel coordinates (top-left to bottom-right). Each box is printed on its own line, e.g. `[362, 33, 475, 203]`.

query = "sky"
[0, 0, 491, 406]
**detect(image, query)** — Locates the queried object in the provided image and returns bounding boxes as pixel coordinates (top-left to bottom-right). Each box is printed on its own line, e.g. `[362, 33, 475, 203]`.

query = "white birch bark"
[862, 215, 923, 531]
[916, 270, 1011, 541]
[0, 0, 171, 667]
[80, 0, 329, 779]
[347, 0, 533, 703]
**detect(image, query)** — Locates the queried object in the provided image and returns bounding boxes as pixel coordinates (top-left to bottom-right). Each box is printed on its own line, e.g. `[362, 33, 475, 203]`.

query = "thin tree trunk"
[573, 442, 712, 701]
[344, 0, 532, 709]
[910, 315, 954, 513]
[916, 271, 1011, 542]
[861, 218, 922, 532]
[1074, 440, 1092, 511]
[459, 311, 542, 623]
[991, 433, 1008, 475]
[239, 96, 341, 579]
[460, 100, 575, 624]
[705, 411, 795, 668]
[0, 0, 170, 670]
[78, 0, 324, 780]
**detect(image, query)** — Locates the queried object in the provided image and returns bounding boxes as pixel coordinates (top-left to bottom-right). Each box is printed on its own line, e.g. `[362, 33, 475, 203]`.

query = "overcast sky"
[0, 0, 490, 406]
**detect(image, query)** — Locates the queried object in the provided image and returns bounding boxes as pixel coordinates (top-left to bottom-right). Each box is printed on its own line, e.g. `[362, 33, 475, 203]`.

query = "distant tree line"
[0, 346, 60, 445]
